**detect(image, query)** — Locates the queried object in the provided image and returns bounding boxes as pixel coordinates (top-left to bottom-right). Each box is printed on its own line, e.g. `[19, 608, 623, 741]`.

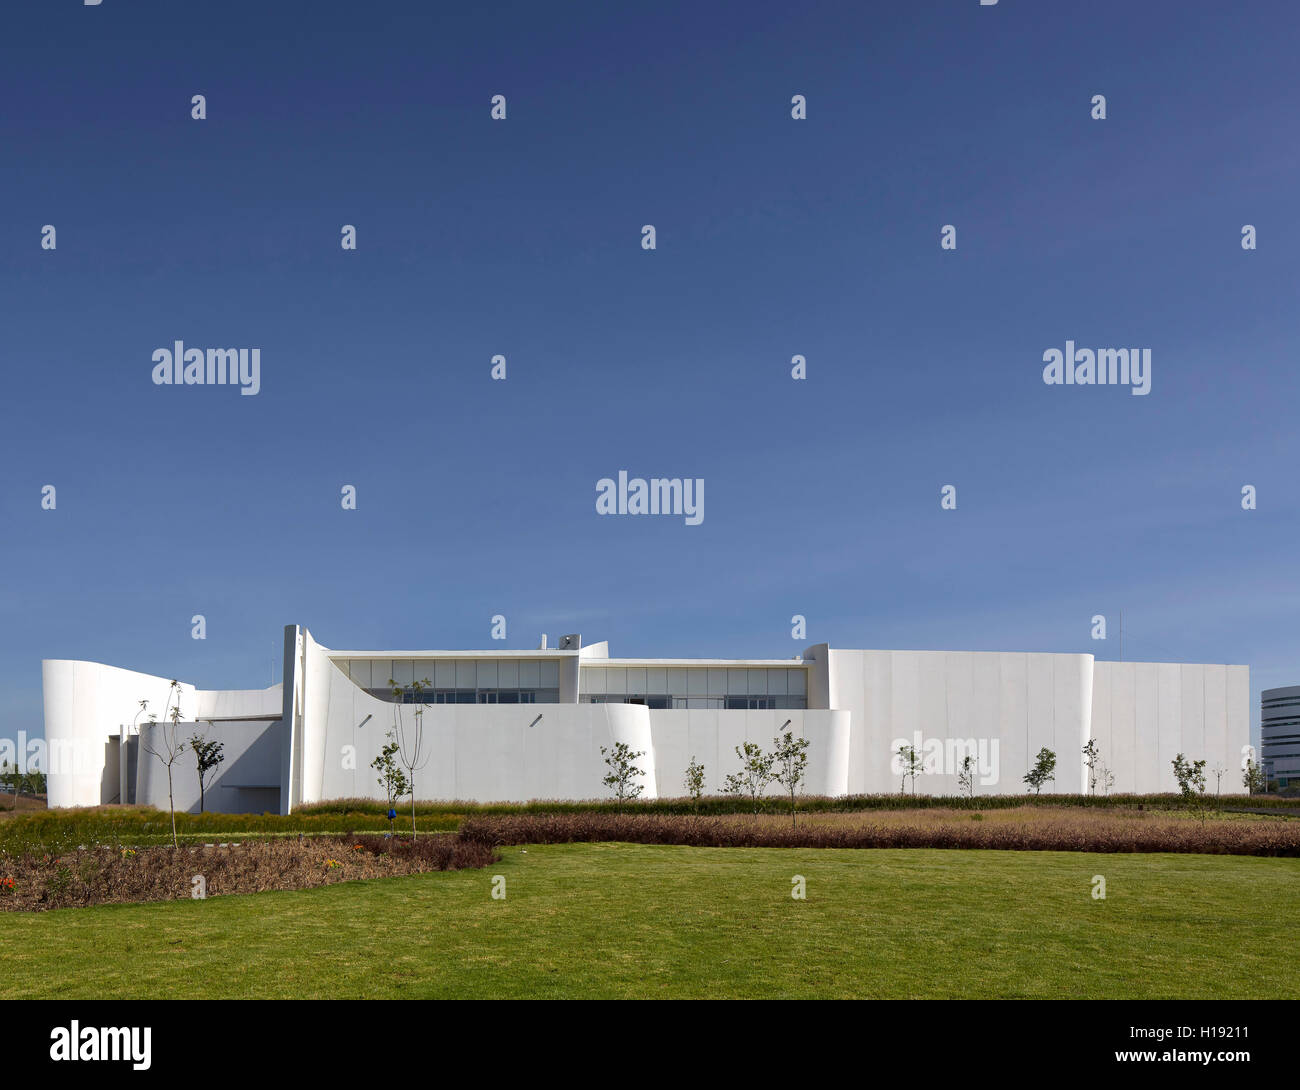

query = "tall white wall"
[42, 660, 200, 808]
[827, 650, 1093, 795]
[292, 629, 847, 806]
[43, 637, 1252, 810]
[300, 647, 658, 804]
[1090, 662, 1249, 793]
[641, 708, 850, 799]
[41, 658, 281, 808]
[135, 716, 282, 814]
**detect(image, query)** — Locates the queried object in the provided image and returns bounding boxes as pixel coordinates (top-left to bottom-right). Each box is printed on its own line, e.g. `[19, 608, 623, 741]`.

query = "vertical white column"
[119, 727, 128, 804]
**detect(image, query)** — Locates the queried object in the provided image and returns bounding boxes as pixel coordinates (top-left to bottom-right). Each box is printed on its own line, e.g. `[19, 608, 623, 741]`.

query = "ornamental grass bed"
[0, 834, 497, 912]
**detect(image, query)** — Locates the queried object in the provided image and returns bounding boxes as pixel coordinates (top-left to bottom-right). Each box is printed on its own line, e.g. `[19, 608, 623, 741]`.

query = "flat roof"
[328, 650, 578, 659]
[328, 651, 807, 667]
[591, 658, 807, 668]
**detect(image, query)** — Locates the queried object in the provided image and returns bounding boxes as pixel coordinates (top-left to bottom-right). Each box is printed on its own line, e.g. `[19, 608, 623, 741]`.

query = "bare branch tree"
[390, 677, 433, 837]
[140, 680, 186, 847]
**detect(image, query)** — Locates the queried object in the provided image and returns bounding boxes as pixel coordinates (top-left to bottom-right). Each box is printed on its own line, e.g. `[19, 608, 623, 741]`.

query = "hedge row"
[0, 834, 497, 912]
[297, 791, 1290, 818]
[0, 807, 459, 856]
[458, 811, 1300, 857]
[6, 792, 1292, 856]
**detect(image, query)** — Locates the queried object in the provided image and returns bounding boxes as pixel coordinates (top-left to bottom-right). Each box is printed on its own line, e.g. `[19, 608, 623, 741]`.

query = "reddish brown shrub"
[458, 809, 1300, 857]
[0, 834, 497, 912]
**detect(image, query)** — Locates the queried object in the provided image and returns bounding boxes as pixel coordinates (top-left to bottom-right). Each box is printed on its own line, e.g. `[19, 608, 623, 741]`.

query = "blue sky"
[1, 0, 1296, 750]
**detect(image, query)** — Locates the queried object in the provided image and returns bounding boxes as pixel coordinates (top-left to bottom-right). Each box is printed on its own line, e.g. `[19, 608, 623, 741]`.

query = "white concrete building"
[41, 626, 1250, 812]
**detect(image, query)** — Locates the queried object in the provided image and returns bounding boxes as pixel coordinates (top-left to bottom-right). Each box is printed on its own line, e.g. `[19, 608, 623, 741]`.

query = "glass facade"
[1261, 688, 1300, 788]
[369, 688, 557, 704]
[336, 658, 811, 712]
[340, 658, 561, 705]
[580, 666, 807, 710]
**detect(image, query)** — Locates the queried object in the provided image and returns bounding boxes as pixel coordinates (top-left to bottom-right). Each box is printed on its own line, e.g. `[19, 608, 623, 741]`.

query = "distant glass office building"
[1261, 685, 1300, 789]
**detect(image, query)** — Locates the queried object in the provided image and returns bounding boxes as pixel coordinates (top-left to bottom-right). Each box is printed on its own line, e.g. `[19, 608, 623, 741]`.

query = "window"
[725, 696, 777, 710]
[384, 686, 549, 704]
[580, 667, 807, 709]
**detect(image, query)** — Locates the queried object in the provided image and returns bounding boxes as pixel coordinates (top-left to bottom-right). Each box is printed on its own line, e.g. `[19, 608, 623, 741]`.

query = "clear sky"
[2, 1, 1296, 751]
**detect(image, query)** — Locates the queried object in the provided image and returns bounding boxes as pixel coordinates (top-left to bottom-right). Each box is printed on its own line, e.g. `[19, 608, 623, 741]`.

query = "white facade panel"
[41, 627, 1251, 811]
[1111, 663, 1137, 795]
[1157, 663, 1182, 789]
[1132, 663, 1159, 794]
[1181, 666, 1206, 767]
[999, 653, 1028, 796]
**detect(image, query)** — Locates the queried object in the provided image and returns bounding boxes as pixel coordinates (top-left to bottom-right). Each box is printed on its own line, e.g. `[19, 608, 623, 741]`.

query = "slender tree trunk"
[167, 764, 177, 848]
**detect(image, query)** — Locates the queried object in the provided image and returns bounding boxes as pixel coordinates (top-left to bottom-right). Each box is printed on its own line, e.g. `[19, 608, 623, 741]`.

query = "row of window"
[585, 694, 807, 710]
[349, 661, 812, 703]
[583, 666, 807, 698]
[343, 658, 561, 691]
[371, 687, 807, 710]
[367, 688, 558, 705]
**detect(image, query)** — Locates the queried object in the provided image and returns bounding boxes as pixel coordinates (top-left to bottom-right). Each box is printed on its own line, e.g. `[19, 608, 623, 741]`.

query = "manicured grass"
[2, 843, 1294, 999]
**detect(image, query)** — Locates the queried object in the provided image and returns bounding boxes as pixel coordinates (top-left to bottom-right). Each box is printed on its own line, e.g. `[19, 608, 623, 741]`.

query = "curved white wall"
[288, 631, 849, 806]
[43, 635, 1251, 810]
[299, 653, 660, 804]
[42, 660, 199, 808]
[42, 658, 281, 809]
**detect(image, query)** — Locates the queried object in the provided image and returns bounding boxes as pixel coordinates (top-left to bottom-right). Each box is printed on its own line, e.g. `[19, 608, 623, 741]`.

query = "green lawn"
[3, 843, 1294, 999]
